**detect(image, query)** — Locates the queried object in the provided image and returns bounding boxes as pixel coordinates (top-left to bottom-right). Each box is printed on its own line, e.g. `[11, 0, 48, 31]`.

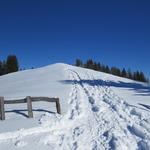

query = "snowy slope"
[0, 63, 150, 150]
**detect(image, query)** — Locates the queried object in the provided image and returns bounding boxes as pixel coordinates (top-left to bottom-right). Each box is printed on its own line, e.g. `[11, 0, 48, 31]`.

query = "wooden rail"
[0, 96, 61, 120]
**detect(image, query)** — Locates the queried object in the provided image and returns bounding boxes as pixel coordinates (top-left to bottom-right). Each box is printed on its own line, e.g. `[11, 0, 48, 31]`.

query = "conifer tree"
[111, 67, 120, 76]
[139, 71, 146, 82]
[0, 61, 2, 75]
[97, 63, 101, 71]
[74, 59, 149, 83]
[127, 69, 133, 79]
[86, 59, 94, 69]
[121, 68, 127, 77]
[136, 71, 140, 81]
[6, 55, 19, 73]
[101, 64, 106, 72]
[93, 62, 98, 71]
[2, 61, 7, 75]
[105, 65, 110, 73]
[75, 59, 83, 67]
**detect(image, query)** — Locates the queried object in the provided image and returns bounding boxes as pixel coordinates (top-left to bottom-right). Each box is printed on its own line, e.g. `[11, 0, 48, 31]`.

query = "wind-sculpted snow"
[0, 63, 150, 150]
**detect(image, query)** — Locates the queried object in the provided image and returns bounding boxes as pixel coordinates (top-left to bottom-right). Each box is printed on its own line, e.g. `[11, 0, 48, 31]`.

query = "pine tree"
[111, 67, 120, 76]
[111, 67, 116, 75]
[6, 55, 19, 73]
[127, 69, 133, 79]
[86, 59, 94, 69]
[101, 64, 106, 72]
[74, 59, 149, 83]
[116, 68, 121, 76]
[136, 71, 140, 81]
[2, 61, 7, 75]
[121, 68, 127, 77]
[105, 65, 110, 73]
[97, 63, 101, 71]
[0, 61, 2, 75]
[75, 59, 83, 67]
[93, 62, 98, 71]
[139, 71, 146, 82]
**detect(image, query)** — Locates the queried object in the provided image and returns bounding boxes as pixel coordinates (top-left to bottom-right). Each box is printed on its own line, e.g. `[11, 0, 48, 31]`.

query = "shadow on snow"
[60, 79, 150, 111]
[60, 79, 150, 96]
[6, 109, 55, 118]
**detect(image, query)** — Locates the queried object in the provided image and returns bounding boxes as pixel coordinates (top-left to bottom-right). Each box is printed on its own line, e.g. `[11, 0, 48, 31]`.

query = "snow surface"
[0, 63, 150, 150]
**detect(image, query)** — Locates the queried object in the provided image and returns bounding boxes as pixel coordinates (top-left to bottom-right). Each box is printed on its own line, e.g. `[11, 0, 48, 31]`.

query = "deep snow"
[0, 63, 150, 150]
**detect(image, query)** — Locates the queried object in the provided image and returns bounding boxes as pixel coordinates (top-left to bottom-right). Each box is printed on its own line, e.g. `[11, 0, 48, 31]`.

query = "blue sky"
[0, 0, 150, 76]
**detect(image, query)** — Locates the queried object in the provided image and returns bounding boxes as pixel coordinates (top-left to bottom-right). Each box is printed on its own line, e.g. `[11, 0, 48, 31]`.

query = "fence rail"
[0, 96, 61, 120]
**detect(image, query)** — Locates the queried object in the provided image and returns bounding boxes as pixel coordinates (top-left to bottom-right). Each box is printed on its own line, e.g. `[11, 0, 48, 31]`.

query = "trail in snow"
[0, 67, 150, 150]
[61, 69, 150, 150]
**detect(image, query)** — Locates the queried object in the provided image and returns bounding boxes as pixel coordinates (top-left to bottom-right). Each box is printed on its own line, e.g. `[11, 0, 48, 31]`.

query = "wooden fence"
[0, 96, 61, 120]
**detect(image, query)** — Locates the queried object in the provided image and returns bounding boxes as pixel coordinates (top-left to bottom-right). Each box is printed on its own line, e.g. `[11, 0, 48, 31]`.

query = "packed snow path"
[0, 64, 150, 150]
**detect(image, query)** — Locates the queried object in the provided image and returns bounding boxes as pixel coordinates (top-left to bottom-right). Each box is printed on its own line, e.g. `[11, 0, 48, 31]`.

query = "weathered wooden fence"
[0, 96, 61, 120]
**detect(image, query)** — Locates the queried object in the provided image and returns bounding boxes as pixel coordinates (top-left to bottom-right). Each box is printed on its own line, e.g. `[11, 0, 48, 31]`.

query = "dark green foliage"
[121, 68, 127, 77]
[0, 55, 19, 76]
[139, 71, 147, 82]
[93, 62, 99, 71]
[132, 71, 147, 82]
[75, 59, 149, 83]
[86, 59, 94, 69]
[101, 64, 106, 72]
[127, 69, 133, 79]
[111, 67, 121, 76]
[97, 63, 101, 71]
[0, 61, 2, 75]
[1, 61, 7, 75]
[75, 59, 83, 67]
[105, 65, 110, 73]
[6, 55, 19, 73]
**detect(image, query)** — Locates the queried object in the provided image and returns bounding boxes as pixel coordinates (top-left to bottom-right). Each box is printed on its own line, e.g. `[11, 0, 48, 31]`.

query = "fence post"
[0, 97, 5, 120]
[56, 98, 61, 114]
[26, 96, 33, 118]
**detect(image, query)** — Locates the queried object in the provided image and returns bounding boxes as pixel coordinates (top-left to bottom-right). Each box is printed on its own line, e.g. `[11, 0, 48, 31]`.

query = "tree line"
[0, 55, 19, 76]
[75, 59, 149, 83]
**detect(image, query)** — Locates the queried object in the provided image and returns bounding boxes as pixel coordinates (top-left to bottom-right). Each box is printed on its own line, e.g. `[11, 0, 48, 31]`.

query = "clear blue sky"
[0, 0, 150, 76]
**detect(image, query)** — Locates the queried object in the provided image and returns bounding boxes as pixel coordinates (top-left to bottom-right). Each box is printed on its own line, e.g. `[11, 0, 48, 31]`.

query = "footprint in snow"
[73, 127, 84, 138]
[127, 125, 146, 139]
[72, 141, 78, 150]
[130, 108, 142, 119]
[89, 96, 95, 105]
[138, 140, 150, 150]
[89, 97, 99, 112]
[92, 106, 99, 112]
[15, 140, 27, 147]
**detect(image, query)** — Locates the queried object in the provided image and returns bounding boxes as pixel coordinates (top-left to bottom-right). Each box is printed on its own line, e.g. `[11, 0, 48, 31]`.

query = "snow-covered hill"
[0, 63, 150, 150]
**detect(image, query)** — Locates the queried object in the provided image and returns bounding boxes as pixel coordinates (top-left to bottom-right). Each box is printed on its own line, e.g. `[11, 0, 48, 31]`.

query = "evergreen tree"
[1, 61, 7, 75]
[93, 62, 98, 71]
[74, 59, 149, 83]
[127, 69, 133, 79]
[105, 65, 110, 73]
[97, 63, 101, 71]
[101, 64, 106, 72]
[86, 59, 94, 69]
[133, 72, 137, 81]
[116, 68, 121, 76]
[6, 55, 19, 73]
[0, 61, 2, 75]
[75, 59, 83, 67]
[121, 68, 127, 77]
[111, 67, 120, 76]
[139, 71, 147, 82]
[133, 71, 139, 81]
[136, 71, 140, 81]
